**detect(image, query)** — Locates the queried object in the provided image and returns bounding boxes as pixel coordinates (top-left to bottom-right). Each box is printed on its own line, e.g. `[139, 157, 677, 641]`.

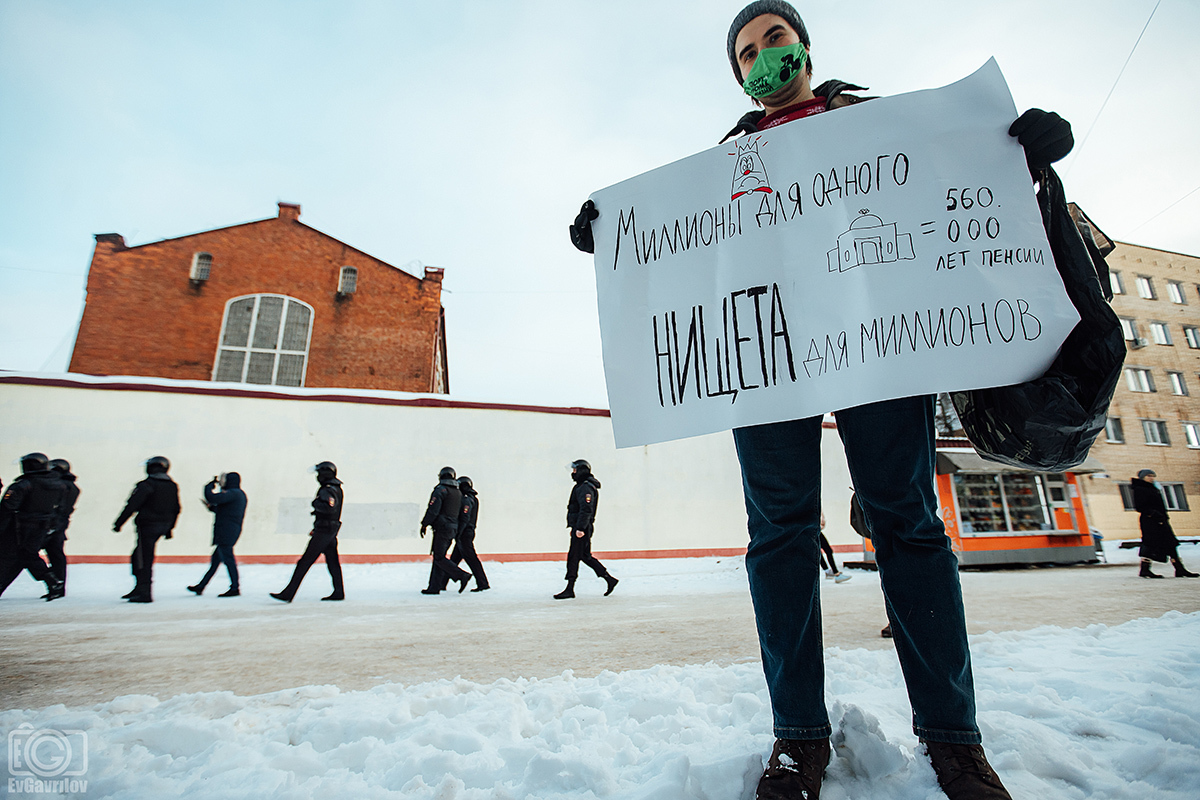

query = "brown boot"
[924, 741, 1012, 800]
[756, 737, 830, 800]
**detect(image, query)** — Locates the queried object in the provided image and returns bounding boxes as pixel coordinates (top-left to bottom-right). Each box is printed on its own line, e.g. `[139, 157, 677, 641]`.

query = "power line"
[1126, 183, 1200, 235]
[1065, 0, 1161, 177]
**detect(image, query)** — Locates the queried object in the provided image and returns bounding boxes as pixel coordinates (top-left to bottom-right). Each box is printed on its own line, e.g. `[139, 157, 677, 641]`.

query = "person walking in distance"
[554, 460, 617, 599]
[435, 475, 491, 593]
[1132, 469, 1198, 579]
[189, 472, 248, 597]
[819, 512, 850, 583]
[272, 462, 345, 602]
[420, 466, 471, 594]
[46, 458, 80, 595]
[0, 453, 66, 601]
[568, 3, 1075, 795]
[114, 456, 180, 603]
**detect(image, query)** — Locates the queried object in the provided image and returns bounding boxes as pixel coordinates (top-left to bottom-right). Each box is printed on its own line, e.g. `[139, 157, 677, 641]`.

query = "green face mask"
[742, 41, 808, 99]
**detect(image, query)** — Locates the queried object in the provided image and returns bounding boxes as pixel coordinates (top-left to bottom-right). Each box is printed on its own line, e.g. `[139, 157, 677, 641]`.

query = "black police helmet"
[49, 458, 71, 474]
[314, 461, 337, 477]
[458, 476, 473, 491]
[145, 456, 170, 475]
[20, 452, 50, 474]
[571, 459, 591, 474]
[439, 466, 456, 480]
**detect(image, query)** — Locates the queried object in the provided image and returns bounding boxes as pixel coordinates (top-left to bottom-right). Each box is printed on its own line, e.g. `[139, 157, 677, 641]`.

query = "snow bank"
[3, 611, 1197, 799]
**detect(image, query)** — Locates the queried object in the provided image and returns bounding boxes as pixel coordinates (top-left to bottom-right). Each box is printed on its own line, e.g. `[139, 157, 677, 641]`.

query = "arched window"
[213, 295, 313, 386]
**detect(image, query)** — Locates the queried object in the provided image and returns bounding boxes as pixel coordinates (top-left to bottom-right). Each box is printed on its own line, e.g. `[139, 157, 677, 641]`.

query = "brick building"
[69, 203, 448, 393]
[1082, 240, 1200, 540]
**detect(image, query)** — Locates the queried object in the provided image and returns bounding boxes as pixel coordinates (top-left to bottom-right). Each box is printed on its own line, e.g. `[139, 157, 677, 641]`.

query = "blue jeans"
[199, 544, 239, 591]
[733, 394, 980, 744]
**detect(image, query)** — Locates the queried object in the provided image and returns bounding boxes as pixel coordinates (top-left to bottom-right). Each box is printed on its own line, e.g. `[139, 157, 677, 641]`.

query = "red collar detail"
[757, 96, 827, 130]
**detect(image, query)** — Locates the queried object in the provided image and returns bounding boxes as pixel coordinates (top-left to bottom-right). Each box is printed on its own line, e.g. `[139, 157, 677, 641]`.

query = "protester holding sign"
[570, 2, 1075, 798]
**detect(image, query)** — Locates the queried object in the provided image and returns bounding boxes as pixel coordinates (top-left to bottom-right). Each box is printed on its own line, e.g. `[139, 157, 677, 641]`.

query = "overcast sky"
[1, 0, 1196, 408]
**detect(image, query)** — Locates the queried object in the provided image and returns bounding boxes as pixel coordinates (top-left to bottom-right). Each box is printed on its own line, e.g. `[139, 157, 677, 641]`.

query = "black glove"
[1008, 109, 1073, 170]
[569, 200, 599, 254]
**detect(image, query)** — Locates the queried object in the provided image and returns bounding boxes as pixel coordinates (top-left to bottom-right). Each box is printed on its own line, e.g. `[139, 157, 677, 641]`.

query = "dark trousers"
[279, 530, 342, 599]
[565, 531, 608, 581]
[197, 544, 239, 590]
[435, 531, 490, 590]
[0, 543, 53, 596]
[44, 531, 67, 586]
[818, 533, 838, 573]
[427, 529, 469, 590]
[131, 527, 168, 596]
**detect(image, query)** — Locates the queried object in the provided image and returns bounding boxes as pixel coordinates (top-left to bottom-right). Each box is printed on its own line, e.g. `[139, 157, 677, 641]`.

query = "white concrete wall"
[0, 375, 860, 559]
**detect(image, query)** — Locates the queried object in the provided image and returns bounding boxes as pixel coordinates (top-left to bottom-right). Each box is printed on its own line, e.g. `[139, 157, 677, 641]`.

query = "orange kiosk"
[861, 441, 1102, 567]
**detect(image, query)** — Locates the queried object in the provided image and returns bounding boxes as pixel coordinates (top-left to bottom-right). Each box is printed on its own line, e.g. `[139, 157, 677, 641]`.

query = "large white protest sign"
[590, 60, 1080, 448]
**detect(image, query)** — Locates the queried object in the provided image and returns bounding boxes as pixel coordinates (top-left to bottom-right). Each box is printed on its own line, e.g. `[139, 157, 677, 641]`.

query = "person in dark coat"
[273, 461, 345, 601]
[1132, 469, 1198, 579]
[420, 466, 471, 594]
[0, 453, 66, 601]
[435, 476, 490, 592]
[46, 458, 80, 594]
[114, 455, 181, 603]
[554, 459, 617, 599]
[189, 472, 248, 596]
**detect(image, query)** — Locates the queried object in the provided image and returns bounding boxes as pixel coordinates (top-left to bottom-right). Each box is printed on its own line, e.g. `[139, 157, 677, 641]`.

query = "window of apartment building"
[1168, 371, 1189, 396]
[1167, 281, 1186, 304]
[1119, 318, 1139, 341]
[1135, 275, 1156, 299]
[1118, 483, 1136, 511]
[1109, 270, 1124, 296]
[338, 266, 358, 295]
[1105, 417, 1124, 443]
[1185, 326, 1200, 349]
[190, 252, 212, 282]
[1162, 483, 1190, 512]
[1125, 367, 1154, 393]
[1142, 419, 1170, 445]
[1184, 422, 1200, 449]
[213, 295, 313, 387]
[1150, 322, 1173, 345]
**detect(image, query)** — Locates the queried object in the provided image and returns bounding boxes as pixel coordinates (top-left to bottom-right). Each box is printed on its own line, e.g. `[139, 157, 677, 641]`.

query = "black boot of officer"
[272, 461, 345, 602]
[0, 453, 66, 601]
[45, 458, 80, 596]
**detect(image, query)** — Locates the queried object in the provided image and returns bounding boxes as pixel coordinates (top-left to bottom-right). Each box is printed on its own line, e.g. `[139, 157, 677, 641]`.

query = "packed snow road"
[2, 547, 1197, 710]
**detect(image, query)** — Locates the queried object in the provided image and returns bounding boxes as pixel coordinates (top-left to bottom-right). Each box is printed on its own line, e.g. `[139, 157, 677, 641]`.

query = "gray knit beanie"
[1137, 469, 1156, 480]
[727, 0, 810, 85]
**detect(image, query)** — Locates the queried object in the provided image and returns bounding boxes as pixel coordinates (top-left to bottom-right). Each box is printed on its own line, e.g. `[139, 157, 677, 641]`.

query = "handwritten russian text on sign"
[590, 60, 1079, 448]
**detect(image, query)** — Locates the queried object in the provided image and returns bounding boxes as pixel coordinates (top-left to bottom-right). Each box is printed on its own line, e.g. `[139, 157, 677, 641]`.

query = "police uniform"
[0, 461, 66, 599]
[421, 475, 470, 593]
[114, 461, 181, 602]
[274, 466, 344, 601]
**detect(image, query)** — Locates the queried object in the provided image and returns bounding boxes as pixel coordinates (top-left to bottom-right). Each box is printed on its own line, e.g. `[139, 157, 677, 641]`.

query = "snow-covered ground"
[2, 542, 1199, 799]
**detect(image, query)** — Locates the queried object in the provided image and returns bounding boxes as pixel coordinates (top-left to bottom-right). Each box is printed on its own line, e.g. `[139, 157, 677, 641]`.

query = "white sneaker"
[824, 570, 835, 580]
[834, 572, 852, 583]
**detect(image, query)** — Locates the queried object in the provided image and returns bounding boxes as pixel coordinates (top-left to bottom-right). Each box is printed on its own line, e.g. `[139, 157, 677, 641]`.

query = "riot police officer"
[420, 466, 471, 594]
[114, 456, 181, 603]
[272, 461, 344, 602]
[46, 458, 80, 594]
[0, 452, 66, 601]
[554, 459, 618, 599]
[435, 475, 491, 592]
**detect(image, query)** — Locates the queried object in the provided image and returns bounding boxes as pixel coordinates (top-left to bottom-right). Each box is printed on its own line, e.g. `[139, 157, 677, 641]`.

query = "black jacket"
[458, 486, 479, 538]
[421, 478, 462, 534]
[312, 477, 344, 534]
[115, 473, 181, 534]
[205, 474, 247, 546]
[1132, 476, 1177, 561]
[567, 476, 601, 534]
[721, 79, 871, 142]
[54, 471, 81, 537]
[1, 470, 66, 549]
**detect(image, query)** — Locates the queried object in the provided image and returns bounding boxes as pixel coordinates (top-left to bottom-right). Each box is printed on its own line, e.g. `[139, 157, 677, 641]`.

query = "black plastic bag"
[951, 168, 1125, 471]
